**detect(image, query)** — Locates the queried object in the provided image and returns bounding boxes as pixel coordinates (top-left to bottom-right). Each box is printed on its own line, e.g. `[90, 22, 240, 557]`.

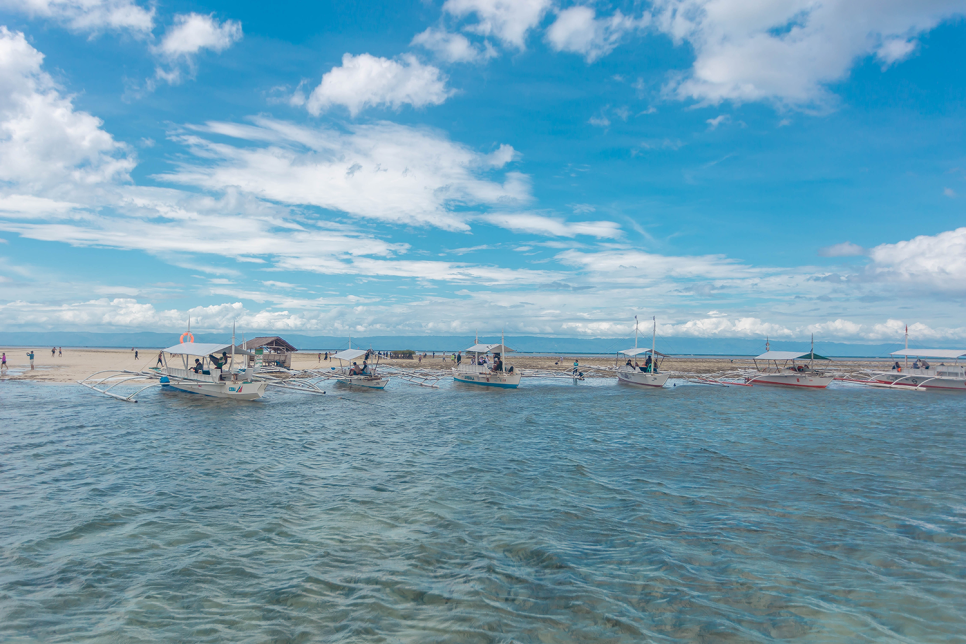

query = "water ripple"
[1, 382, 964, 642]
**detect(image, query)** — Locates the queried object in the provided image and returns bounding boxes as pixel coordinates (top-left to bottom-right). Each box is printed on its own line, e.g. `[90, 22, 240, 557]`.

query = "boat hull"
[746, 374, 833, 389]
[870, 373, 966, 391]
[162, 379, 267, 399]
[337, 376, 389, 389]
[453, 368, 521, 388]
[617, 371, 669, 388]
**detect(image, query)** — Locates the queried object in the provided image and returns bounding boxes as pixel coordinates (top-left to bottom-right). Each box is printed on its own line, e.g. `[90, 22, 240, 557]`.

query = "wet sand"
[0, 347, 889, 384]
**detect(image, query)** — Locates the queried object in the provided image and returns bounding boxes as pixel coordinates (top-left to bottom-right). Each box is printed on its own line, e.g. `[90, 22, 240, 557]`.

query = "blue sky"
[1, 0, 965, 343]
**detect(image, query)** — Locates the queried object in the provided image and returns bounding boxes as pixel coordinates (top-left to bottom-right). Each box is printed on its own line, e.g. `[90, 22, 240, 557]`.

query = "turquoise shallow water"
[1, 379, 964, 642]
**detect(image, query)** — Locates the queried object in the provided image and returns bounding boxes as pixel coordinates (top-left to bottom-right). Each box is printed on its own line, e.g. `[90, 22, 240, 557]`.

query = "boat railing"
[883, 366, 964, 378]
[456, 363, 505, 375]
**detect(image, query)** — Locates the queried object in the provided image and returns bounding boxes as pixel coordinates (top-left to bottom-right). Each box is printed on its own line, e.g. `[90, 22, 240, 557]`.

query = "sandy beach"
[1, 347, 889, 384]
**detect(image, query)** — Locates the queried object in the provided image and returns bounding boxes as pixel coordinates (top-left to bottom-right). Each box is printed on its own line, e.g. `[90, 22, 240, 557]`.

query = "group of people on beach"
[3, 348, 62, 372]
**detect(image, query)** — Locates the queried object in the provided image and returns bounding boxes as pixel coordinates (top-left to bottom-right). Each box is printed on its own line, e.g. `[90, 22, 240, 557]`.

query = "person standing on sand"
[134, 350, 139, 360]
[51, 347, 56, 357]
[317, 353, 321, 363]
[156, 351, 163, 367]
[27, 350, 34, 370]
[1, 353, 6, 371]
[58, 347, 62, 357]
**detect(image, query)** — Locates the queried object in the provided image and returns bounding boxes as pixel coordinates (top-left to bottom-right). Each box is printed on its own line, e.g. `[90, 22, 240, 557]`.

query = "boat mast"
[652, 316, 656, 372]
[231, 321, 236, 374]
[904, 325, 908, 370]
[634, 315, 638, 349]
[501, 328, 505, 374]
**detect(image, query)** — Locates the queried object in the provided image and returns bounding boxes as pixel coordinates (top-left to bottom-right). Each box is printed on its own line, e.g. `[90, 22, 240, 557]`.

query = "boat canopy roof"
[332, 348, 368, 362]
[890, 348, 966, 359]
[465, 343, 514, 354]
[755, 350, 830, 361]
[163, 342, 235, 356]
[619, 348, 667, 357]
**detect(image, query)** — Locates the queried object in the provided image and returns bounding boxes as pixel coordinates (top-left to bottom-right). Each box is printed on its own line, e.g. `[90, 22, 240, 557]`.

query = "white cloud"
[157, 13, 242, 58]
[153, 13, 243, 85]
[876, 37, 917, 65]
[480, 213, 622, 239]
[156, 118, 530, 230]
[0, 27, 135, 192]
[443, 0, 552, 49]
[546, 6, 649, 62]
[0, 0, 154, 34]
[661, 316, 793, 338]
[556, 248, 758, 280]
[943, 187, 957, 198]
[304, 53, 451, 116]
[706, 114, 730, 130]
[866, 227, 966, 292]
[818, 241, 867, 257]
[651, 0, 966, 107]
[411, 27, 495, 63]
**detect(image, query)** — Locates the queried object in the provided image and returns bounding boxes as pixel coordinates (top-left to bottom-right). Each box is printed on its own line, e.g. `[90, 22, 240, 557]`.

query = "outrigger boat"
[454, 333, 521, 388]
[745, 337, 833, 389]
[617, 316, 669, 388]
[79, 325, 327, 402]
[329, 347, 389, 389]
[153, 341, 267, 399]
[854, 326, 966, 391]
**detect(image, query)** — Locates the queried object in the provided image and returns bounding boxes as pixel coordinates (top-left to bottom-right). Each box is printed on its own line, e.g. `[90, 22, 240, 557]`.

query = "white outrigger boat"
[853, 327, 966, 391]
[79, 326, 327, 402]
[154, 341, 267, 399]
[745, 338, 833, 389]
[617, 316, 669, 388]
[329, 348, 389, 389]
[454, 334, 520, 388]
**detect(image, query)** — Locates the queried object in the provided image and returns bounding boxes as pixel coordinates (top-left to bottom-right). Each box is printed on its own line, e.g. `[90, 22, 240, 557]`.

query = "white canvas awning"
[163, 342, 234, 356]
[755, 351, 829, 361]
[890, 349, 966, 359]
[619, 348, 666, 357]
[465, 343, 514, 353]
[332, 348, 368, 362]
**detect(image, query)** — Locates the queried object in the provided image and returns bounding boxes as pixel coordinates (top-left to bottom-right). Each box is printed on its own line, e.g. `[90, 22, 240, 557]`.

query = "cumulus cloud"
[661, 316, 793, 338]
[866, 227, 966, 292]
[545, 6, 649, 62]
[153, 13, 243, 85]
[302, 53, 451, 116]
[411, 27, 495, 63]
[443, 0, 552, 49]
[0, 0, 154, 34]
[650, 0, 966, 107]
[157, 12, 242, 58]
[0, 27, 135, 192]
[156, 118, 530, 230]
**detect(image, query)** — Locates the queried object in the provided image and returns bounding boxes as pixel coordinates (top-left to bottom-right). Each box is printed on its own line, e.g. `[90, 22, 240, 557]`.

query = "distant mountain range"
[0, 331, 941, 357]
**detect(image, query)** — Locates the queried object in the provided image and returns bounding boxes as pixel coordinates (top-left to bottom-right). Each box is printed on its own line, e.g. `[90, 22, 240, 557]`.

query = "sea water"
[1, 380, 964, 642]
